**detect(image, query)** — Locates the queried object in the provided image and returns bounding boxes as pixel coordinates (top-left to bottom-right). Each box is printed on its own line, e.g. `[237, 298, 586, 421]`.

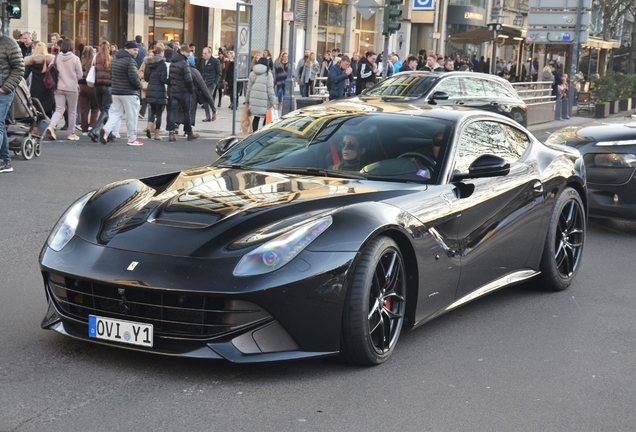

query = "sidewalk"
[108, 98, 636, 144]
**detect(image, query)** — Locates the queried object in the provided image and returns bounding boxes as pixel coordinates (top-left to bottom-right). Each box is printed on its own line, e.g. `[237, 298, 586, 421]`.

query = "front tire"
[538, 187, 585, 291]
[341, 236, 406, 366]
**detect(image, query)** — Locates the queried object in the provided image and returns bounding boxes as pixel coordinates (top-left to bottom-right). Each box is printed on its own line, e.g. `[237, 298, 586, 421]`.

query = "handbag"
[86, 55, 96, 87]
[265, 107, 279, 124]
[43, 55, 58, 90]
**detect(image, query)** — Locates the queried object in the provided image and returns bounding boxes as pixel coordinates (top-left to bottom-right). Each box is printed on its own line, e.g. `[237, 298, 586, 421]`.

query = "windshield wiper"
[216, 163, 254, 170]
[264, 167, 366, 180]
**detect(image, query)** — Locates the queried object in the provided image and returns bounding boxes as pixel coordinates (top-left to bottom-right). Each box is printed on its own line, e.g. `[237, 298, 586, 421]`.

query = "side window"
[493, 81, 516, 99]
[455, 121, 526, 174]
[463, 78, 487, 98]
[501, 124, 530, 157]
[433, 77, 463, 98]
[483, 79, 498, 97]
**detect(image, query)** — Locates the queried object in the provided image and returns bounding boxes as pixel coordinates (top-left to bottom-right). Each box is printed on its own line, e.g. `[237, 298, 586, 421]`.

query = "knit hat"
[124, 40, 138, 49]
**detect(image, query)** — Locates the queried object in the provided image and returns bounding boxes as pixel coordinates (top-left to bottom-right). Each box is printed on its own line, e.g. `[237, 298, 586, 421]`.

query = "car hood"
[77, 166, 421, 257]
[547, 122, 636, 148]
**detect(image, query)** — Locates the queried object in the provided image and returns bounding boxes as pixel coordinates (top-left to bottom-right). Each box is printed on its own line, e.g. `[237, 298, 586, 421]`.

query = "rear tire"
[538, 187, 585, 291]
[341, 236, 406, 366]
[21, 138, 34, 160]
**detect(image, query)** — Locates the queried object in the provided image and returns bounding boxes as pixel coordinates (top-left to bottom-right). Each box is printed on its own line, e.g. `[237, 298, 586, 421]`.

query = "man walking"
[166, 45, 198, 141]
[0, 26, 25, 173]
[100, 40, 144, 146]
[198, 47, 221, 122]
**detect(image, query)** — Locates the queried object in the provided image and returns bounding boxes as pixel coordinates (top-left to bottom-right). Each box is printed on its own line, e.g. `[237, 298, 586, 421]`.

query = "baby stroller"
[6, 78, 48, 160]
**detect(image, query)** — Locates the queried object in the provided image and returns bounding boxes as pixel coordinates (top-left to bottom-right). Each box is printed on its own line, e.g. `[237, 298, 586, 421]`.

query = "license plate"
[89, 315, 153, 347]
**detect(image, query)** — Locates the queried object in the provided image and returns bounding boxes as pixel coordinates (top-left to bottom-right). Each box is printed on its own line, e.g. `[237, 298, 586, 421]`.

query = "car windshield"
[216, 111, 451, 184]
[363, 74, 437, 98]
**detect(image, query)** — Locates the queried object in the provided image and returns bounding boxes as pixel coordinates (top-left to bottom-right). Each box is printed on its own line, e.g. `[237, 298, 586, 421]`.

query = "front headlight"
[47, 192, 95, 251]
[233, 216, 332, 277]
[593, 153, 636, 168]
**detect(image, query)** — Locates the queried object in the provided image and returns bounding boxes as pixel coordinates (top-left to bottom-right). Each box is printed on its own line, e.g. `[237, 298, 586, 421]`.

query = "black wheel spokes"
[368, 249, 405, 354]
[554, 200, 584, 278]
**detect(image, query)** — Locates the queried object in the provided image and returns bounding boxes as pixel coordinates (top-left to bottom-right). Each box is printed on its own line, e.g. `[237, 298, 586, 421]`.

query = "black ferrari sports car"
[40, 101, 587, 365]
[547, 122, 636, 220]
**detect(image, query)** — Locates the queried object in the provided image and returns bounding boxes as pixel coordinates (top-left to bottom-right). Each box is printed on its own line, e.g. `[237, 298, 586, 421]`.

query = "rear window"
[364, 74, 436, 98]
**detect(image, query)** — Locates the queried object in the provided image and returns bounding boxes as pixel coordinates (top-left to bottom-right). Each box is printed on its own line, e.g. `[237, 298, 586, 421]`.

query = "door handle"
[456, 100, 465, 105]
[533, 181, 544, 195]
[490, 101, 499, 106]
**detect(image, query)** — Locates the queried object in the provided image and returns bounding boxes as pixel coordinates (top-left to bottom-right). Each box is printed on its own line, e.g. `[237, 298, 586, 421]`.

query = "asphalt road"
[1, 137, 635, 431]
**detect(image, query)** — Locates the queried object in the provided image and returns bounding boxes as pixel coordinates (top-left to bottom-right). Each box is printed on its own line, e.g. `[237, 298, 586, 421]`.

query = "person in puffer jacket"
[0, 29, 25, 173]
[143, 45, 169, 140]
[246, 57, 277, 132]
[166, 45, 198, 141]
[101, 40, 143, 146]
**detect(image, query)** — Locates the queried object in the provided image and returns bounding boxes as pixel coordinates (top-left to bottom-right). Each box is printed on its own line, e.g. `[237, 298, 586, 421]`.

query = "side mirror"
[428, 91, 449, 104]
[452, 154, 510, 181]
[216, 136, 240, 156]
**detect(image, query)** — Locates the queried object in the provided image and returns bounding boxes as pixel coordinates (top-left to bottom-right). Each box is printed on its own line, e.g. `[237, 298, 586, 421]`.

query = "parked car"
[358, 71, 528, 127]
[41, 101, 585, 366]
[547, 122, 636, 220]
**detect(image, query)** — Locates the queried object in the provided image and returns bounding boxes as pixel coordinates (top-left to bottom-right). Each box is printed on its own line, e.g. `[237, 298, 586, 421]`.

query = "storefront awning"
[449, 25, 525, 46]
[582, 37, 620, 50]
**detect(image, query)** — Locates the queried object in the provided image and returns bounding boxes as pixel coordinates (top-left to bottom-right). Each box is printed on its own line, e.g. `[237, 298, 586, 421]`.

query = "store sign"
[413, 0, 434, 10]
[190, 0, 239, 9]
[447, 5, 487, 26]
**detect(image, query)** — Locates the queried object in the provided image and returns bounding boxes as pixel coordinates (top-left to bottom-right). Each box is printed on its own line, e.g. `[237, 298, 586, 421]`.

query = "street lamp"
[513, 11, 523, 27]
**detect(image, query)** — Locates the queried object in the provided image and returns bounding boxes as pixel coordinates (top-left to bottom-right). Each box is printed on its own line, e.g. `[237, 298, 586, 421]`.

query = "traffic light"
[382, 0, 403, 36]
[6, 1, 21, 19]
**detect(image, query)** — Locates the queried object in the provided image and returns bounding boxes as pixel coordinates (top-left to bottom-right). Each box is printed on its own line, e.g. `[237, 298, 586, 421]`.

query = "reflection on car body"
[41, 101, 585, 366]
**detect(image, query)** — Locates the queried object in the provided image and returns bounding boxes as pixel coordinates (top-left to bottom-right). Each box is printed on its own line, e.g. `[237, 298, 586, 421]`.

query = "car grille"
[45, 272, 271, 339]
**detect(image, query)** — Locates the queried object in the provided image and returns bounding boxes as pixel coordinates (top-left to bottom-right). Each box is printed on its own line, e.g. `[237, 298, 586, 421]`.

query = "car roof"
[393, 70, 515, 86]
[292, 99, 524, 125]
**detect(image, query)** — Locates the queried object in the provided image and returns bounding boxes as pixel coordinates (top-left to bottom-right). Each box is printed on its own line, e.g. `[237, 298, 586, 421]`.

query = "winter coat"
[542, 70, 554, 84]
[110, 49, 142, 95]
[552, 71, 563, 97]
[246, 63, 277, 117]
[94, 53, 112, 86]
[357, 58, 377, 93]
[169, 51, 194, 95]
[143, 56, 169, 105]
[54, 51, 82, 93]
[176, 65, 214, 126]
[198, 56, 222, 87]
[329, 65, 351, 100]
[24, 54, 56, 113]
[275, 61, 288, 87]
[301, 60, 319, 84]
[0, 35, 24, 94]
[320, 59, 333, 78]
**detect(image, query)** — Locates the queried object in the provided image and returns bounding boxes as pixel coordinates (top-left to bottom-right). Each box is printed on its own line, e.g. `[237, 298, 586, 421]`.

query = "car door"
[427, 76, 464, 108]
[459, 77, 502, 116]
[449, 119, 545, 300]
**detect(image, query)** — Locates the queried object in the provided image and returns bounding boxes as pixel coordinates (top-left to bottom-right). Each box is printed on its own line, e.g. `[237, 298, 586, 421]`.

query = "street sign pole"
[283, 0, 296, 115]
[568, 0, 584, 115]
[382, 35, 390, 79]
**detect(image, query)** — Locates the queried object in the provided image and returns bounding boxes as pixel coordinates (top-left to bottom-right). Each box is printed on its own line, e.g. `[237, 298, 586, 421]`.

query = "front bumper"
[40, 237, 356, 362]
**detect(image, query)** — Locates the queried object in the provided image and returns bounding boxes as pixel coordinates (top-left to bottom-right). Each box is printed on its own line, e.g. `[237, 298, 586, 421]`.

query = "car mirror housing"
[428, 91, 449, 104]
[216, 136, 241, 156]
[452, 154, 510, 181]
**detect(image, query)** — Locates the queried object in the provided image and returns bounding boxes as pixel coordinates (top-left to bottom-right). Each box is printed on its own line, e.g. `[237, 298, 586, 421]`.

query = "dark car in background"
[357, 71, 528, 127]
[547, 122, 636, 220]
[40, 102, 585, 366]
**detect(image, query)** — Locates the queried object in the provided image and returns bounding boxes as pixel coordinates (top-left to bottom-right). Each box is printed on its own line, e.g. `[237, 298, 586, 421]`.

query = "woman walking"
[88, 41, 113, 143]
[45, 38, 82, 141]
[78, 45, 100, 136]
[214, 52, 226, 108]
[301, 52, 319, 96]
[274, 51, 288, 110]
[143, 45, 169, 140]
[246, 57, 277, 132]
[226, 50, 236, 109]
[23, 42, 55, 118]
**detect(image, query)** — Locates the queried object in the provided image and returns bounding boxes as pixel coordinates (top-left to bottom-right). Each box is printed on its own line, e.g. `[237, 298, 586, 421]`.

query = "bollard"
[562, 96, 571, 119]
[554, 97, 562, 121]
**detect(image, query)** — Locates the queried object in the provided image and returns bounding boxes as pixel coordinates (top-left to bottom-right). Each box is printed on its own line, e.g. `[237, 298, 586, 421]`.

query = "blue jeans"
[0, 91, 15, 164]
[277, 85, 285, 103]
[299, 83, 307, 98]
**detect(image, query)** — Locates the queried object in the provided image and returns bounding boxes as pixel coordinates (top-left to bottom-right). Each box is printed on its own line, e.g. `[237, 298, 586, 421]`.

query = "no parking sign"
[413, 0, 434, 10]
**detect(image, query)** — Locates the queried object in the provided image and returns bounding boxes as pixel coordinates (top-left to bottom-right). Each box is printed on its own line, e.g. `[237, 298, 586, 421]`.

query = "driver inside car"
[331, 134, 367, 171]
